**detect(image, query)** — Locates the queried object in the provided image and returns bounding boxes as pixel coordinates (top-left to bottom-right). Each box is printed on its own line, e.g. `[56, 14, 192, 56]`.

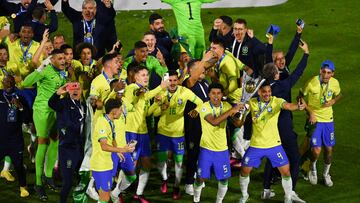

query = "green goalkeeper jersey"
[23, 64, 67, 112]
[162, 0, 218, 35]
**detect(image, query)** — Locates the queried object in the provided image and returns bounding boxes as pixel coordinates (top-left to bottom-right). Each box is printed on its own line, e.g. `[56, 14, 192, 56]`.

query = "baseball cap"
[321, 60, 335, 72]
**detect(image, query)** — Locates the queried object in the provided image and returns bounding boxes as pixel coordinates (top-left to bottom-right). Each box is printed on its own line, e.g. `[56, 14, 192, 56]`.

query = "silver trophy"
[235, 73, 265, 120]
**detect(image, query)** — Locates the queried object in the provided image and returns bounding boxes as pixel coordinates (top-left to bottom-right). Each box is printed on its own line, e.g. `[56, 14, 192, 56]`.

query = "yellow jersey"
[249, 96, 285, 148]
[114, 111, 127, 148]
[90, 116, 114, 171]
[5, 38, 41, 79]
[122, 84, 163, 134]
[302, 76, 341, 122]
[198, 101, 232, 151]
[0, 62, 19, 89]
[155, 86, 202, 137]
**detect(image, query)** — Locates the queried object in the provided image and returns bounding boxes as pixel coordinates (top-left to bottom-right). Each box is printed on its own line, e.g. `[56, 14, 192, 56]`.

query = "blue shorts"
[310, 122, 335, 147]
[111, 152, 135, 176]
[18, 88, 36, 108]
[197, 147, 231, 180]
[125, 132, 152, 161]
[92, 170, 112, 192]
[242, 145, 289, 168]
[156, 134, 185, 155]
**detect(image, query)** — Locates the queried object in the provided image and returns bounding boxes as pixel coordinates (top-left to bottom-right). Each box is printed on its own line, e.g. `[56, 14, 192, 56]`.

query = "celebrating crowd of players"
[0, 0, 342, 203]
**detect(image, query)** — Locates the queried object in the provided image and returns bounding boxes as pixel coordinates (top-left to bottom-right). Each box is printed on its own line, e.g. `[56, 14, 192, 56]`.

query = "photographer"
[48, 82, 86, 203]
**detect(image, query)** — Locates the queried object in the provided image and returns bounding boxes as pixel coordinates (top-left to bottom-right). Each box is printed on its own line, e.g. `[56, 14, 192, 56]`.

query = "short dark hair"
[127, 62, 139, 75]
[168, 70, 178, 77]
[220, 15, 233, 27]
[60, 44, 72, 52]
[149, 13, 163, 24]
[260, 80, 271, 89]
[51, 49, 64, 55]
[134, 41, 147, 49]
[143, 31, 155, 37]
[110, 78, 119, 89]
[102, 53, 118, 66]
[20, 23, 33, 30]
[0, 43, 9, 52]
[262, 63, 277, 81]
[134, 65, 148, 74]
[187, 59, 201, 69]
[234, 18, 247, 27]
[105, 99, 122, 114]
[208, 83, 224, 93]
[211, 37, 226, 49]
[32, 6, 45, 20]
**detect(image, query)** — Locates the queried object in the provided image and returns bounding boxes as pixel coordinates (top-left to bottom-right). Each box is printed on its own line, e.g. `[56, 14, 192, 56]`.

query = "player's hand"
[124, 144, 135, 153]
[267, 34, 274, 44]
[113, 80, 126, 92]
[117, 153, 125, 162]
[111, 40, 122, 53]
[42, 29, 49, 42]
[135, 87, 147, 96]
[296, 25, 303, 34]
[11, 97, 23, 110]
[156, 48, 166, 66]
[247, 29, 254, 38]
[96, 100, 104, 110]
[160, 79, 170, 90]
[213, 18, 223, 30]
[154, 94, 162, 105]
[202, 50, 218, 69]
[56, 84, 68, 95]
[44, 0, 54, 11]
[297, 97, 306, 110]
[322, 99, 335, 107]
[309, 113, 317, 125]
[299, 40, 309, 54]
[188, 109, 199, 118]
[161, 102, 170, 111]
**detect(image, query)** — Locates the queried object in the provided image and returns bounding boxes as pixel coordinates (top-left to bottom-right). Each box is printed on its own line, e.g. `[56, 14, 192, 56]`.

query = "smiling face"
[19, 26, 34, 45]
[21, 0, 32, 9]
[51, 53, 66, 71]
[210, 42, 224, 59]
[64, 48, 73, 65]
[319, 68, 334, 83]
[143, 34, 156, 52]
[150, 18, 165, 32]
[168, 75, 178, 93]
[0, 48, 9, 65]
[258, 85, 272, 102]
[80, 48, 92, 66]
[82, 1, 97, 21]
[2, 75, 15, 92]
[273, 52, 286, 69]
[233, 22, 247, 42]
[44, 41, 54, 57]
[134, 47, 148, 63]
[209, 88, 223, 107]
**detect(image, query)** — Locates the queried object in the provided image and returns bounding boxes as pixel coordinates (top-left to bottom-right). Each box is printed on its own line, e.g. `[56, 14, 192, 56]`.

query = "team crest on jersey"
[202, 107, 207, 112]
[327, 90, 333, 97]
[242, 46, 249, 55]
[178, 99, 183, 105]
[267, 107, 272, 113]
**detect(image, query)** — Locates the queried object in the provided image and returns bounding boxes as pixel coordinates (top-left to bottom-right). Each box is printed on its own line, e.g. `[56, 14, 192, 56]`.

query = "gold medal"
[252, 117, 257, 123]
[11, 14, 17, 19]
[85, 32, 92, 38]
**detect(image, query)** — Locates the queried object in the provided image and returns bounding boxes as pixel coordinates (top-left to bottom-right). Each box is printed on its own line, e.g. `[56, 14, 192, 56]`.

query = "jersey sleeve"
[148, 56, 168, 77]
[89, 78, 101, 98]
[22, 67, 45, 87]
[122, 84, 137, 112]
[184, 88, 202, 106]
[333, 79, 341, 96]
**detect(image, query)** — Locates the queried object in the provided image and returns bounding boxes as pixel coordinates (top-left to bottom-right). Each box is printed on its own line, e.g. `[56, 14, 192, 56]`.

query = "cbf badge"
[7, 108, 17, 122]
[242, 46, 249, 55]
[327, 90, 333, 97]
[177, 99, 183, 105]
[267, 106, 272, 113]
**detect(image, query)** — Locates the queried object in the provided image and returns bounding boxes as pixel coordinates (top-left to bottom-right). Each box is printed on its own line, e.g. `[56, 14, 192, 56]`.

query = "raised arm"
[61, 0, 82, 23]
[285, 27, 302, 67]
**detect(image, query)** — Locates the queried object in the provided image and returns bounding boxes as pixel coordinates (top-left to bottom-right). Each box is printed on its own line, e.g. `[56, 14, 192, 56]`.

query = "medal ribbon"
[255, 97, 270, 119]
[104, 114, 116, 139]
[20, 40, 33, 63]
[215, 53, 226, 78]
[102, 71, 113, 84]
[209, 101, 223, 118]
[3, 91, 18, 108]
[319, 75, 329, 104]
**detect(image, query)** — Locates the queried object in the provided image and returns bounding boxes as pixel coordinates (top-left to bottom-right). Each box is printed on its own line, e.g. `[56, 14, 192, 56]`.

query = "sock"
[281, 176, 292, 199]
[239, 175, 250, 197]
[193, 181, 203, 202]
[136, 170, 149, 195]
[3, 156, 11, 171]
[119, 174, 136, 191]
[232, 135, 246, 157]
[45, 139, 58, 178]
[35, 143, 48, 185]
[311, 160, 317, 172]
[157, 161, 167, 181]
[112, 171, 124, 196]
[216, 181, 228, 203]
[88, 177, 95, 189]
[174, 161, 183, 187]
[323, 163, 331, 176]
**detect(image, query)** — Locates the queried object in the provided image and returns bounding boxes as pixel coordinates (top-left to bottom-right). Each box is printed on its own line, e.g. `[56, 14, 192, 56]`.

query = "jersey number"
[187, 2, 194, 20]
[178, 142, 184, 150]
[169, 107, 176, 115]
